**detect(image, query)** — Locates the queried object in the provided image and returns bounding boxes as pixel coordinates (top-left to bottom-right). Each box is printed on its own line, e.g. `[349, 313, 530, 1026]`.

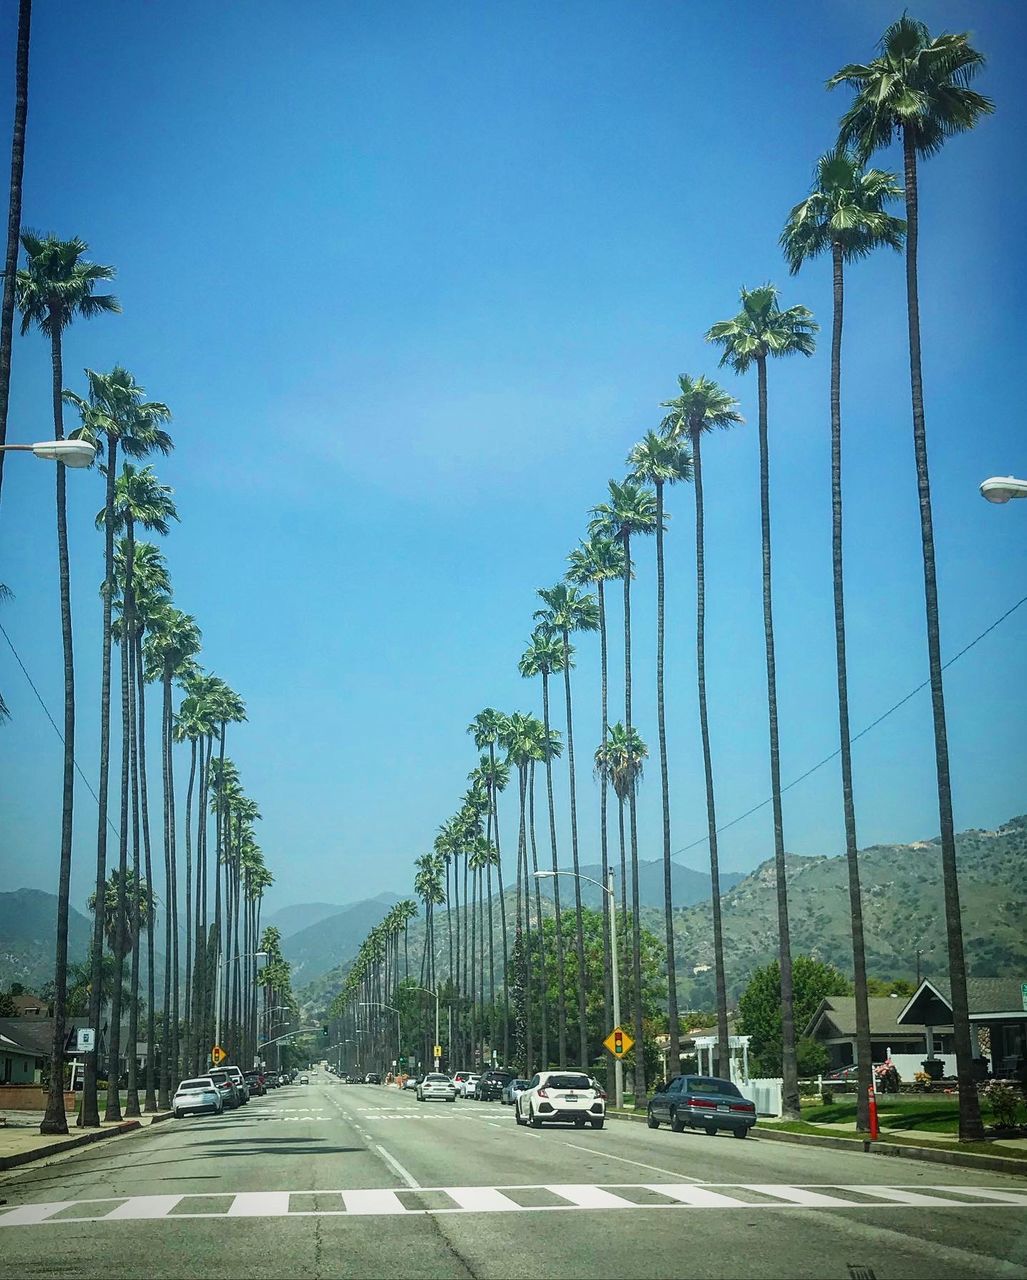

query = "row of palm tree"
[326, 17, 992, 1141]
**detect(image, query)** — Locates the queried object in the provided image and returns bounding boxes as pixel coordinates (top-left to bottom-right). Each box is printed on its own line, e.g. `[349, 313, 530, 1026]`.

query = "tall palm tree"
[467, 710, 512, 1061]
[659, 373, 744, 1081]
[566, 535, 625, 1044]
[105, 469, 177, 1120]
[209, 680, 246, 1043]
[146, 603, 201, 1104]
[828, 12, 992, 1146]
[65, 366, 170, 1125]
[534, 583, 599, 1069]
[782, 148, 905, 1129]
[590, 479, 657, 1107]
[0, 0, 31, 507]
[16, 233, 119, 1134]
[707, 284, 817, 1119]
[627, 430, 692, 1077]
[519, 629, 569, 1065]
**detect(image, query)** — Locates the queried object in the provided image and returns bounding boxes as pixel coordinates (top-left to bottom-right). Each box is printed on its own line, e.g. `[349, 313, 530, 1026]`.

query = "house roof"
[898, 977, 1027, 1024]
[12, 994, 47, 1017]
[0, 1017, 91, 1058]
[0, 1029, 41, 1059]
[805, 996, 950, 1040]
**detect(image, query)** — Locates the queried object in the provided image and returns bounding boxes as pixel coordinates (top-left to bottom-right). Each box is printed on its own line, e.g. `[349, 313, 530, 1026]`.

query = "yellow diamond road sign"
[211, 1044, 226, 1065]
[603, 1026, 633, 1057]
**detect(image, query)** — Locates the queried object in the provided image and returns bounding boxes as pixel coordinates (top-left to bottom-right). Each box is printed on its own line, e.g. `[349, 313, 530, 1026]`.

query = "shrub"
[983, 1081, 1022, 1129]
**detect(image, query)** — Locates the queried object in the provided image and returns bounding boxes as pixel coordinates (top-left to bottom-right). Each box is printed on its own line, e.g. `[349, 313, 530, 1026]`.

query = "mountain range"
[0, 889, 92, 989]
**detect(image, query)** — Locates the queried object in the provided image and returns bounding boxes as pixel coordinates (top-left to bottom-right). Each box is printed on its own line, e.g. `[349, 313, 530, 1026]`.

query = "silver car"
[173, 1076, 223, 1118]
[416, 1072, 457, 1102]
[501, 1077, 529, 1106]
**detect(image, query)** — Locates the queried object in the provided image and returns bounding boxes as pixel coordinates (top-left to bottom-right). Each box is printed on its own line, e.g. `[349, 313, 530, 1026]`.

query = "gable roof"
[805, 996, 950, 1040]
[898, 977, 1027, 1024]
[0, 1017, 92, 1058]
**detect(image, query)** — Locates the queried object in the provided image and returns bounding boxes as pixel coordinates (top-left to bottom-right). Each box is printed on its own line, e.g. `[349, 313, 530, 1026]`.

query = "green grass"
[800, 1097, 964, 1135]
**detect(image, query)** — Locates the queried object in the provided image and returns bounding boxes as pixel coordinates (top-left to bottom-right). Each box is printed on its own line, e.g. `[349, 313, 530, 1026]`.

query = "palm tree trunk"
[135, 631, 158, 1112]
[125, 626, 142, 1118]
[618, 798, 627, 928]
[166, 673, 180, 1088]
[756, 354, 799, 1120]
[445, 858, 454, 993]
[518, 767, 534, 1074]
[829, 241, 873, 1130]
[41, 323, 73, 1136]
[561, 628, 589, 1069]
[901, 127, 982, 1142]
[489, 744, 511, 1067]
[469, 860, 477, 1063]
[528, 759, 549, 1067]
[541, 673, 567, 1066]
[654, 481, 680, 1076]
[0, 0, 30, 507]
[83, 435, 117, 1128]
[159, 670, 174, 1108]
[692, 430, 731, 1078]
[597, 580, 613, 1058]
[623, 530, 646, 1108]
[181, 737, 196, 1091]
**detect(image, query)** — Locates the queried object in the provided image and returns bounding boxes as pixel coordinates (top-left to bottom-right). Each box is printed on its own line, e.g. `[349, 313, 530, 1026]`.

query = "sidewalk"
[814, 1119, 1027, 1154]
[0, 1108, 173, 1172]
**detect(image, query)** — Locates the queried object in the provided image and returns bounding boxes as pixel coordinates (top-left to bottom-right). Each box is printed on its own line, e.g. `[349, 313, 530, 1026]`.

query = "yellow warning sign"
[603, 1026, 633, 1057]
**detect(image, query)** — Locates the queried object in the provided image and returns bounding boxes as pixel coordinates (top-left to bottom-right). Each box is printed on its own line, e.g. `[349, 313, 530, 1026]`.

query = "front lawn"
[801, 1096, 964, 1134]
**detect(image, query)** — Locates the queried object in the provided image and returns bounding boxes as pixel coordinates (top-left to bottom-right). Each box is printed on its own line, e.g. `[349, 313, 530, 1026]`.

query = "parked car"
[223, 1065, 250, 1103]
[451, 1070, 472, 1094]
[458, 1073, 481, 1098]
[823, 1063, 860, 1083]
[243, 1071, 266, 1097]
[646, 1075, 755, 1139]
[364, 1072, 382, 1085]
[173, 1076, 223, 1118]
[475, 1070, 515, 1101]
[501, 1077, 529, 1107]
[299, 1074, 310, 1084]
[588, 1077, 608, 1101]
[402, 1075, 420, 1091]
[516, 1070, 604, 1129]
[208, 1068, 240, 1109]
[417, 1073, 458, 1102]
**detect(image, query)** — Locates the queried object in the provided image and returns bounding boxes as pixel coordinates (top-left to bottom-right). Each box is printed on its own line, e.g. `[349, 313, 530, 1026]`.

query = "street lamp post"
[409, 986, 441, 1071]
[0, 438, 97, 467]
[534, 869, 623, 1109]
[980, 475, 1027, 504]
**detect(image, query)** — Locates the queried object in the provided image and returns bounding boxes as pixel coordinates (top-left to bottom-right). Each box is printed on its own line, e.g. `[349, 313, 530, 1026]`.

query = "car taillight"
[688, 1098, 716, 1109]
[730, 1102, 755, 1112]
[537, 1088, 549, 1098]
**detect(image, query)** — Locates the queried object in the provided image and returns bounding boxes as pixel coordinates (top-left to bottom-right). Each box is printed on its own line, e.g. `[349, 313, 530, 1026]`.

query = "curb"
[753, 1125, 1027, 1177]
[147, 1111, 175, 1126]
[0, 1120, 141, 1172]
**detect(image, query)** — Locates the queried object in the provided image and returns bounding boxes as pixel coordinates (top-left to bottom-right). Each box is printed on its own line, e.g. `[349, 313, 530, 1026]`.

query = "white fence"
[736, 1077, 783, 1117]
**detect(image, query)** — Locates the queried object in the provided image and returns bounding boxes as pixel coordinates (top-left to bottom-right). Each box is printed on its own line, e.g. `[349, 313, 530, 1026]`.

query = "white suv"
[516, 1070, 605, 1129]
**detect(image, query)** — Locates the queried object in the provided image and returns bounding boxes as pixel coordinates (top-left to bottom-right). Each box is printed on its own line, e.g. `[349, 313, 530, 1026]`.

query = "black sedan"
[646, 1075, 756, 1139]
[474, 1069, 515, 1101]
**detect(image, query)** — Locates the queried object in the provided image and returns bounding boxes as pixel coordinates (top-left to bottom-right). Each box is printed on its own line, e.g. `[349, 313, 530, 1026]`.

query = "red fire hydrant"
[867, 1084, 879, 1142]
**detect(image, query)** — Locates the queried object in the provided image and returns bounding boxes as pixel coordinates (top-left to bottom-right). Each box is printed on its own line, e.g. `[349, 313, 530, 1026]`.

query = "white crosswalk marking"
[1, 1183, 1023, 1226]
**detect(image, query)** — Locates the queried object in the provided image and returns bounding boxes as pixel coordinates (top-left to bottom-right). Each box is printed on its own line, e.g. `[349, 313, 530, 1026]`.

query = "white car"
[515, 1070, 605, 1129]
[173, 1076, 223, 1118]
[402, 1076, 420, 1090]
[417, 1073, 458, 1102]
[458, 1073, 481, 1098]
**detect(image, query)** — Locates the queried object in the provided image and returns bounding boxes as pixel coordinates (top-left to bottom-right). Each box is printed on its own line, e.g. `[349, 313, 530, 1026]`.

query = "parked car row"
[171, 1066, 299, 1118]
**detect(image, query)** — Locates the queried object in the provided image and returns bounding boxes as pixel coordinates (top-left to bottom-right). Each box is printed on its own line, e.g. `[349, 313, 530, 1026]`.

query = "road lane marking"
[104, 1195, 184, 1220]
[557, 1138, 706, 1182]
[227, 1192, 291, 1216]
[3, 1183, 1023, 1226]
[374, 1143, 420, 1189]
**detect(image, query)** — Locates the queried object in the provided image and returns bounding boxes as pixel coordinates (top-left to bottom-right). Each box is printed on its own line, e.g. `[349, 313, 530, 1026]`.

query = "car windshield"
[545, 1074, 592, 1090]
[686, 1077, 742, 1097]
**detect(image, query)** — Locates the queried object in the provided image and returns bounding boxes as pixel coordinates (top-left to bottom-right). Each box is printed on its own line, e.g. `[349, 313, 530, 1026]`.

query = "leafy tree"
[0, 989, 16, 1017]
[828, 10, 993, 1147]
[738, 955, 851, 1078]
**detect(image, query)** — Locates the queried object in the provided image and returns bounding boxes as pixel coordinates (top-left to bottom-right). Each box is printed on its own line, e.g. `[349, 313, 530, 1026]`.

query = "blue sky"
[0, 0, 1024, 919]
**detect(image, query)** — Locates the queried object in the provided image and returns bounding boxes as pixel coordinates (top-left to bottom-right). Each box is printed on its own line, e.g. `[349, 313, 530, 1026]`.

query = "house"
[0, 1017, 94, 1085]
[12, 993, 49, 1018]
[804, 996, 954, 1078]
[896, 977, 1027, 1079]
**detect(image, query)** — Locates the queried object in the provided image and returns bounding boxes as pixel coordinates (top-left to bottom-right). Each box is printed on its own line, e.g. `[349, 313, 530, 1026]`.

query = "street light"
[980, 475, 1027, 504]
[408, 986, 441, 1071]
[0, 438, 97, 468]
[534, 868, 623, 1109]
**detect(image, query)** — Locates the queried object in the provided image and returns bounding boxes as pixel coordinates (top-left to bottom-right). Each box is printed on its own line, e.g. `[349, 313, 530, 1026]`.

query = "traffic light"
[322, 1026, 329, 1038]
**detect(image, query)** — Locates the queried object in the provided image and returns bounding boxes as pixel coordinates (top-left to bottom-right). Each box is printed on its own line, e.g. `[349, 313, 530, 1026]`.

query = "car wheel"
[515, 1103, 526, 1126]
[670, 1107, 685, 1133]
[733, 1127, 749, 1140]
[174, 1109, 182, 1119]
[646, 1107, 659, 1129]
[591, 1118, 604, 1130]
[530, 1107, 543, 1129]
[704, 1127, 718, 1137]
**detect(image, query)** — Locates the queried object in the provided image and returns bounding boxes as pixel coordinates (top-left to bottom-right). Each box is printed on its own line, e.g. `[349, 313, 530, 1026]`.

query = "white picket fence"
[736, 1077, 783, 1117]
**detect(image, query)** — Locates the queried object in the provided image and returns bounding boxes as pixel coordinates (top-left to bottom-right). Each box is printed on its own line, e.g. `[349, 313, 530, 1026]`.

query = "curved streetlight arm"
[980, 475, 1027, 504]
[533, 869, 612, 897]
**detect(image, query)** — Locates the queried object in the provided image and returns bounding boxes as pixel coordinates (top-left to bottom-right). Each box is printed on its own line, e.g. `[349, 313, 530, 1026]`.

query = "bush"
[983, 1081, 1023, 1128]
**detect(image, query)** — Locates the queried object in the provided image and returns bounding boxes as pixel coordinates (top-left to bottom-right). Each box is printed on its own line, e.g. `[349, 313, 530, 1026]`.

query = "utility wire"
[0, 619, 122, 842]
[672, 592, 1027, 859]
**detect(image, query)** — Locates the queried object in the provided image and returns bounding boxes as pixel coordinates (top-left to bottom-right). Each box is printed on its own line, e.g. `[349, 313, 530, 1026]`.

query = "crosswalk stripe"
[650, 1184, 749, 1207]
[341, 1190, 406, 1215]
[104, 1196, 184, 1220]
[546, 1185, 636, 1209]
[228, 1192, 291, 1216]
[746, 1185, 859, 1208]
[944, 1187, 1027, 1205]
[446, 1187, 521, 1212]
[0, 1201, 75, 1225]
[841, 1186, 971, 1207]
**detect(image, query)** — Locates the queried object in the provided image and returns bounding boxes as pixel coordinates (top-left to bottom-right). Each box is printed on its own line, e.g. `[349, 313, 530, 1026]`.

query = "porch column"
[742, 1040, 749, 1081]
[925, 1026, 935, 1059]
[970, 1023, 981, 1057]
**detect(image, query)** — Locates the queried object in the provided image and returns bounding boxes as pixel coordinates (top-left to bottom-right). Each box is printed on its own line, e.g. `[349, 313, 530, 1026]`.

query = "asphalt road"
[1, 1072, 1025, 1279]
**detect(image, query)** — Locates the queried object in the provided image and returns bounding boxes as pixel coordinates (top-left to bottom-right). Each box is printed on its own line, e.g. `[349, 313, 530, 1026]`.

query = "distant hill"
[0, 890, 92, 988]
[534, 858, 744, 911]
[267, 893, 402, 941]
[280, 896, 401, 984]
[299, 817, 1027, 1016]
